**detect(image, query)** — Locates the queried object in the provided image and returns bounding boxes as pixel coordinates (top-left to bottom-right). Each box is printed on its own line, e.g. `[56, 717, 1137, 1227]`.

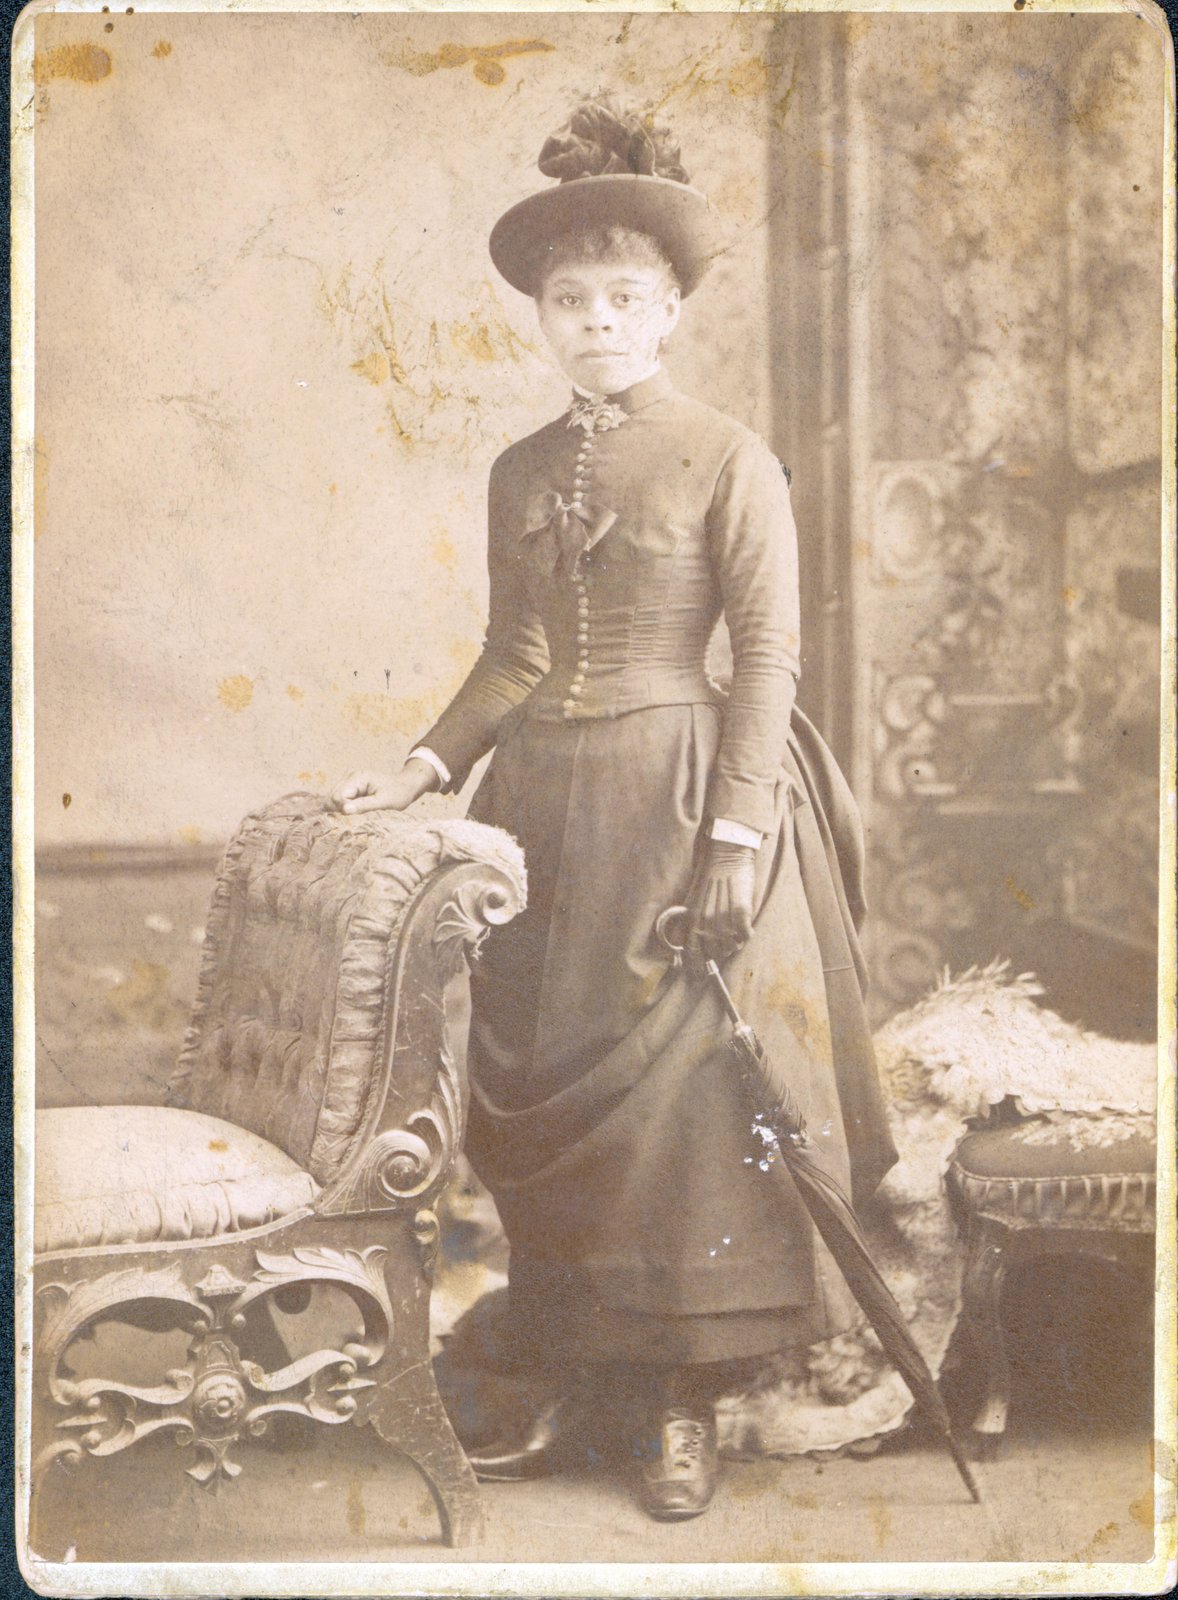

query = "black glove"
[684, 839, 757, 963]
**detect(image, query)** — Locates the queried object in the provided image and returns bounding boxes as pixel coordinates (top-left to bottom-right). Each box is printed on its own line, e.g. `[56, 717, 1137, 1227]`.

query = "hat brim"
[489, 174, 724, 299]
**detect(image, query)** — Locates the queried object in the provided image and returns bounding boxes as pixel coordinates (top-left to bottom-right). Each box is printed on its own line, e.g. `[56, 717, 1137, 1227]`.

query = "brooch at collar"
[567, 396, 628, 434]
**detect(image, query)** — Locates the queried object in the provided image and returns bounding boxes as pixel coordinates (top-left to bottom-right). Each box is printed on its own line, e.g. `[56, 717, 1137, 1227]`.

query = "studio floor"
[27, 1399, 1157, 1566]
[23, 862, 1161, 1572]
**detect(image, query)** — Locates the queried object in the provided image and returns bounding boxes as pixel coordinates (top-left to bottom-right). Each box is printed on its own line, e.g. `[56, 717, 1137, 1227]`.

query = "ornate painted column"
[768, 15, 854, 768]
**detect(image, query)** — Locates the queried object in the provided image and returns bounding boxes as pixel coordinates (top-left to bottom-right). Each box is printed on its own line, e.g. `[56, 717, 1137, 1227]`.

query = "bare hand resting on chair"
[331, 761, 439, 815]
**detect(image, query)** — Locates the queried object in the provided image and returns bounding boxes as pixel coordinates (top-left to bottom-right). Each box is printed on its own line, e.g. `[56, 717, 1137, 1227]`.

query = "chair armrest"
[315, 855, 523, 1221]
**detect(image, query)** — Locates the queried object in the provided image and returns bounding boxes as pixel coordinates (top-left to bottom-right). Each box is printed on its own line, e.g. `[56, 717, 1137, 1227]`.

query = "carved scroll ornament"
[35, 1247, 393, 1487]
[431, 875, 517, 977]
[320, 872, 517, 1219]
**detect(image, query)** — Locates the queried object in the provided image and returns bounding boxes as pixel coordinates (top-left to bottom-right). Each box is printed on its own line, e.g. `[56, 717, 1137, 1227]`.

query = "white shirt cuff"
[406, 746, 451, 788]
[710, 817, 764, 850]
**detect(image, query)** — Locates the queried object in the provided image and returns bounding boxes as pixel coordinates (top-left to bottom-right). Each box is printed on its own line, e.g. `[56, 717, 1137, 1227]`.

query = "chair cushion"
[35, 1106, 321, 1255]
[949, 1115, 1156, 1230]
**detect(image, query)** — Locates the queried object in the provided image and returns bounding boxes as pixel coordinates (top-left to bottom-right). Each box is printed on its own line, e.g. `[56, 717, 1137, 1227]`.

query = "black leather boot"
[636, 1398, 719, 1520]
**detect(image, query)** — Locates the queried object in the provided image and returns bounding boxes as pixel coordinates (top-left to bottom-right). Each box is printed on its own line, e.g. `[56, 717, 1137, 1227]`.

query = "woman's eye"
[561, 295, 580, 308]
[615, 294, 633, 306]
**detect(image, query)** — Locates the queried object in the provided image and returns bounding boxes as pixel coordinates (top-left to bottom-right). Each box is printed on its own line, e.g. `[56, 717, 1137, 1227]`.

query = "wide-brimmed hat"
[489, 99, 724, 298]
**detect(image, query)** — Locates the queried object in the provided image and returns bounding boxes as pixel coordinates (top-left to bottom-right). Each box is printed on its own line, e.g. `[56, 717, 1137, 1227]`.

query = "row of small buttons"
[570, 431, 592, 516]
[564, 432, 595, 715]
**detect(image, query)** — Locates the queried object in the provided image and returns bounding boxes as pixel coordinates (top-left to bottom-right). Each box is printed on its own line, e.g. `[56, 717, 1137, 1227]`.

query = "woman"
[334, 100, 896, 1521]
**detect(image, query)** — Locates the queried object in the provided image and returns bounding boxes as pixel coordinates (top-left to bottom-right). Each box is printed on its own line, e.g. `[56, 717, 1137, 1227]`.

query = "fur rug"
[433, 961, 1156, 1459]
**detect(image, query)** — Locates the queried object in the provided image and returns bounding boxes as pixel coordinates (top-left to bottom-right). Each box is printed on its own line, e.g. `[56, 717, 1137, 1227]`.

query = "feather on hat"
[489, 98, 723, 298]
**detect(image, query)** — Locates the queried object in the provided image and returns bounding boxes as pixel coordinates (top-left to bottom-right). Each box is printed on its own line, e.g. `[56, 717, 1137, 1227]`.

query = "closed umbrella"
[656, 907, 981, 1504]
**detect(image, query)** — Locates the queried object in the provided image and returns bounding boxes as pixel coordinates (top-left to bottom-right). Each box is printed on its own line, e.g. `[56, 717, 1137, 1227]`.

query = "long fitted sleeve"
[413, 455, 550, 792]
[703, 438, 800, 835]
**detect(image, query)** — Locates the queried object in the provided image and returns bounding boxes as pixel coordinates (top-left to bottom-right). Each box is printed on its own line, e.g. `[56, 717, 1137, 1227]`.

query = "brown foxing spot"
[62, 793, 71, 809]
[351, 352, 389, 387]
[152, 40, 172, 58]
[431, 527, 458, 571]
[34, 44, 112, 85]
[765, 965, 833, 1058]
[448, 310, 532, 366]
[1004, 873, 1035, 912]
[1076, 1520, 1120, 1560]
[208, 1139, 228, 1153]
[449, 319, 498, 362]
[390, 38, 554, 85]
[217, 675, 254, 711]
[724, 56, 771, 99]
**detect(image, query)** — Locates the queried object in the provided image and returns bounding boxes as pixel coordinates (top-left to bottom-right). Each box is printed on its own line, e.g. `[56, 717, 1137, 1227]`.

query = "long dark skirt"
[464, 701, 896, 1367]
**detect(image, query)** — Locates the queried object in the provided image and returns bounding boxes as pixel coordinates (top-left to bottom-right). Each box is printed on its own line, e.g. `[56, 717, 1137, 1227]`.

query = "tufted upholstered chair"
[30, 793, 526, 1549]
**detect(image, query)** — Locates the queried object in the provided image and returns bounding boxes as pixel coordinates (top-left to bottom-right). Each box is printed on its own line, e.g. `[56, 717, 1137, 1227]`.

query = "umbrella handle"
[655, 907, 754, 1033]
[655, 904, 801, 1135]
[654, 905, 690, 967]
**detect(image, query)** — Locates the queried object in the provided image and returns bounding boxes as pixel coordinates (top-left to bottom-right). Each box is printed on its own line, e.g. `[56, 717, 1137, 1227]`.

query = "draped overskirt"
[463, 702, 897, 1366]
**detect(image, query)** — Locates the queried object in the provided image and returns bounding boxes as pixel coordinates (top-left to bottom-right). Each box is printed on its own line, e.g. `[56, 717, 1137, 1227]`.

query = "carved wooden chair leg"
[359, 1357, 485, 1548]
[960, 1221, 1012, 1459]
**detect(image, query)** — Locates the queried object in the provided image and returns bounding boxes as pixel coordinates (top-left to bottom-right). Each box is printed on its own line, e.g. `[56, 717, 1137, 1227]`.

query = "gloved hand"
[684, 840, 757, 964]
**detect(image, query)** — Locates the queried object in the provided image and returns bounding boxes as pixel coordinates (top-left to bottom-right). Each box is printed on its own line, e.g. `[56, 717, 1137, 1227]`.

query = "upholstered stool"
[946, 1113, 1156, 1455]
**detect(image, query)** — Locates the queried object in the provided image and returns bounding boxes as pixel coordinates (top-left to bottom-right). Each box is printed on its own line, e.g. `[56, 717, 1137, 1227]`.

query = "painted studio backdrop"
[34, 10, 1162, 1038]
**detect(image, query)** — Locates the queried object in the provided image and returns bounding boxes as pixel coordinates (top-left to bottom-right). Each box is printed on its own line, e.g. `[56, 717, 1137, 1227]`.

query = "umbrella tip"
[951, 1444, 983, 1503]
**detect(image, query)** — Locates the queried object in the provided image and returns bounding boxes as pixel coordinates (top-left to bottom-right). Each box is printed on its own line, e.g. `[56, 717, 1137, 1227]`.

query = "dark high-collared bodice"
[418, 370, 801, 836]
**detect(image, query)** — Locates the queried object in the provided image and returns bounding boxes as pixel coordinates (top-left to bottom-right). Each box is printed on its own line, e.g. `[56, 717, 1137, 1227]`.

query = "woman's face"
[535, 260, 681, 395]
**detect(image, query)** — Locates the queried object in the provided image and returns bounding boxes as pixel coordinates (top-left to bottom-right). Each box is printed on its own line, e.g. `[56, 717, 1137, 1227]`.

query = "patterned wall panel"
[1067, 25, 1166, 477]
[838, 13, 1161, 1022]
[1061, 25, 1164, 960]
